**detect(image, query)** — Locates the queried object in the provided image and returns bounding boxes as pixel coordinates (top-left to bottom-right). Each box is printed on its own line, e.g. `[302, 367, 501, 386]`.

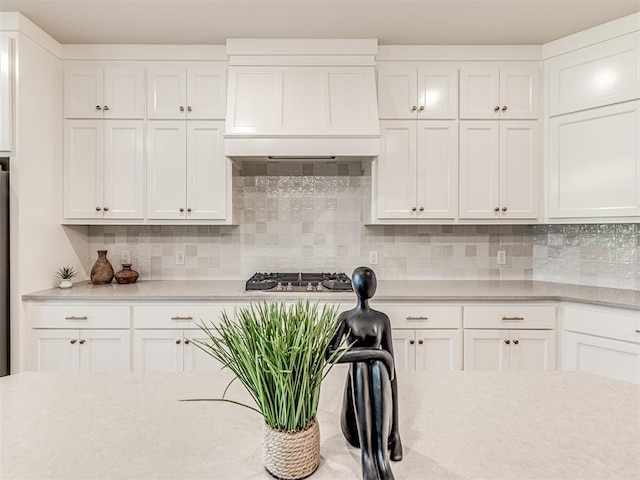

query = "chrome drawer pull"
[406, 316, 428, 321]
[64, 316, 88, 321]
[502, 316, 524, 321]
[171, 316, 193, 321]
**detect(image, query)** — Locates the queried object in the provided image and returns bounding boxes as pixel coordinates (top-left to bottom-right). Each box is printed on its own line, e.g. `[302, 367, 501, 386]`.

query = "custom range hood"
[224, 39, 380, 160]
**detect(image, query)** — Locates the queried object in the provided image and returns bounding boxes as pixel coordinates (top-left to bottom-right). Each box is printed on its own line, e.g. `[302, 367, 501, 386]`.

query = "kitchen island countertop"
[22, 280, 640, 310]
[1, 369, 638, 479]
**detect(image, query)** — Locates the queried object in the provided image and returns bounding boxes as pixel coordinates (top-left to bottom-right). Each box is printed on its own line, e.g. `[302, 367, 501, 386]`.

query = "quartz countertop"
[22, 280, 640, 310]
[1, 369, 638, 480]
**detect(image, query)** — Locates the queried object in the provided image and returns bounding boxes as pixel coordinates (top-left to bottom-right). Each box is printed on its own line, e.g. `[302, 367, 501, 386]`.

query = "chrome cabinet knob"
[411, 105, 417, 112]
[418, 339, 424, 345]
[409, 339, 415, 345]
[501, 106, 507, 112]
[187, 207, 192, 212]
[502, 207, 507, 212]
[96, 105, 102, 111]
[175, 339, 181, 344]
[504, 339, 510, 344]
[494, 106, 500, 112]
[70, 339, 77, 344]
[184, 339, 190, 345]
[179, 207, 185, 212]
[412, 207, 417, 211]
[96, 206, 102, 211]
[79, 339, 86, 345]
[513, 339, 519, 345]
[494, 207, 499, 212]
[419, 207, 424, 212]
[103, 207, 109, 211]
[179, 106, 185, 112]
[418, 106, 424, 112]
[103, 105, 109, 111]
[187, 106, 192, 112]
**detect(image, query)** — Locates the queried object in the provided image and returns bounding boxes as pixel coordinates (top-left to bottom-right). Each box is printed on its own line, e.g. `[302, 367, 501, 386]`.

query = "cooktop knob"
[276, 282, 283, 291]
[286, 282, 294, 291]
[306, 282, 313, 291]
[316, 284, 324, 291]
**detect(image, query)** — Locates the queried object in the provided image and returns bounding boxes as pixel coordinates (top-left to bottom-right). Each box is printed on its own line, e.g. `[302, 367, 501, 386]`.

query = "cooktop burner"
[246, 272, 353, 292]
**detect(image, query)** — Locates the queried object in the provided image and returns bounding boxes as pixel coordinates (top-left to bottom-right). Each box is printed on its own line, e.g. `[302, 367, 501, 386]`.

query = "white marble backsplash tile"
[88, 162, 638, 290]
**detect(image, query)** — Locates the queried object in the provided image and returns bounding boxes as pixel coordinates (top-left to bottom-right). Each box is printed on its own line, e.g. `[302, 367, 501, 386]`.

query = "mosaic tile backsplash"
[88, 162, 639, 290]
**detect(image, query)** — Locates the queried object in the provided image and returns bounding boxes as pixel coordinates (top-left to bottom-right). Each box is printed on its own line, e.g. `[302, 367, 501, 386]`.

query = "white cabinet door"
[499, 121, 538, 219]
[103, 121, 144, 219]
[392, 330, 416, 372]
[0, 34, 13, 152]
[417, 64, 458, 119]
[147, 67, 187, 119]
[499, 65, 539, 119]
[509, 330, 556, 371]
[79, 329, 131, 372]
[134, 329, 184, 372]
[103, 67, 145, 119]
[459, 121, 500, 219]
[416, 121, 458, 218]
[183, 335, 223, 372]
[32, 330, 80, 372]
[186, 66, 227, 119]
[147, 121, 188, 219]
[63, 121, 104, 219]
[459, 66, 500, 119]
[186, 121, 227, 220]
[463, 329, 509, 371]
[460, 64, 538, 119]
[415, 329, 462, 372]
[377, 121, 417, 219]
[64, 67, 104, 119]
[226, 67, 280, 132]
[565, 332, 640, 384]
[377, 63, 418, 119]
[548, 101, 640, 219]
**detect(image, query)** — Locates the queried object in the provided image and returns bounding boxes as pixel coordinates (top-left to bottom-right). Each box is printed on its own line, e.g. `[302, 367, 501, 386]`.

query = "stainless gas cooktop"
[245, 272, 353, 292]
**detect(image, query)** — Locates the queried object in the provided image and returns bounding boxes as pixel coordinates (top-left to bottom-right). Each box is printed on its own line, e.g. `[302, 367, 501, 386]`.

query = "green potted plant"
[55, 266, 77, 289]
[190, 299, 349, 480]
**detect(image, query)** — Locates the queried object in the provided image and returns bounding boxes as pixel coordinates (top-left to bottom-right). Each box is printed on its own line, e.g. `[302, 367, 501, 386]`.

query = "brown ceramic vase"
[115, 264, 139, 284]
[90, 250, 114, 285]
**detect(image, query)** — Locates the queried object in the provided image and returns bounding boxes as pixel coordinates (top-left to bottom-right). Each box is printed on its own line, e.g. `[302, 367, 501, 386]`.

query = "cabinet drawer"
[564, 305, 640, 344]
[464, 305, 556, 329]
[30, 304, 130, 329]
[371, 303, 461, 329]
[134, 304, 233, 329]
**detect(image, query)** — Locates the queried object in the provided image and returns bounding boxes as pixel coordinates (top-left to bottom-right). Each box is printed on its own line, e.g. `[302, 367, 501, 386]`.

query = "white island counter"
[1, 368, 639, 479]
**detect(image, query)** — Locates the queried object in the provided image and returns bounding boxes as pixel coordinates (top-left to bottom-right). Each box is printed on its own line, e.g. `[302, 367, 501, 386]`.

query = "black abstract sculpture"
[327, 266, 402, 480]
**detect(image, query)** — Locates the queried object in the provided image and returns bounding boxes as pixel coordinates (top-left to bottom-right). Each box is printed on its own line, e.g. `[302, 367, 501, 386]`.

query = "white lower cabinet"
[134, 329, 221, 372]
[29, 304, 131, 372]
[563, 304, 640, 383]
[463, 304, 556, 371]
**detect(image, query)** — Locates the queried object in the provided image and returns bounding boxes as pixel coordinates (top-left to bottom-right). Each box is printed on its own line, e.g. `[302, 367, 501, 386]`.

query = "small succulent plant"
[55, 266, 77, 280]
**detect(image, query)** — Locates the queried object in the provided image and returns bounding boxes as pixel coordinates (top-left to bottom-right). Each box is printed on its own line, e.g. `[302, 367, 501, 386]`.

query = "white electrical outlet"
[369, 251, 379, 265]
[121, 250, 130, 264]
[497, 250, 507, 265]
[175, 251, 185, 265]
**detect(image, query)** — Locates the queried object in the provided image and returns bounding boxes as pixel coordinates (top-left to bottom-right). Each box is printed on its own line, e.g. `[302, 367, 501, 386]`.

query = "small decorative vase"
[90, 250, 114, 285]
[115, 263, 139, 284]
[263, 418, 320, 480]
[58, 279, 73, 289]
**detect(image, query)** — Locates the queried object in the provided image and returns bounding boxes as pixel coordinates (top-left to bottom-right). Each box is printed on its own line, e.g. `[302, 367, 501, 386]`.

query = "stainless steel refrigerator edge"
[0, 169, 8, 376]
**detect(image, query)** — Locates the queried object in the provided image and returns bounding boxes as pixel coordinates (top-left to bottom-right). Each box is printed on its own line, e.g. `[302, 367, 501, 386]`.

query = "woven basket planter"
[263, 418, 320, 480]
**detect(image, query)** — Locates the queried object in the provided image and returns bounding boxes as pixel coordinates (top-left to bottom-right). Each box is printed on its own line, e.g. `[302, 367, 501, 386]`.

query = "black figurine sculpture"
[327, 266, 402, 480]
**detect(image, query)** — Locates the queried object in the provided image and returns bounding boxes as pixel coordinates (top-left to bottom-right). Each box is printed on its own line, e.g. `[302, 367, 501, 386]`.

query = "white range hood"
[224, 39, 380, 160]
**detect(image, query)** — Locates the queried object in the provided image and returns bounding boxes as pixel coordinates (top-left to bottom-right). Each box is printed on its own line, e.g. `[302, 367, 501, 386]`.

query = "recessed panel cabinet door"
[147, 67, 187, 119]
[227, 68, 281, 132]
[187, 66, 227, 120]
[459, 66, 500, 119]
[64, 67, 104, 119]
[463, 330, 509, 371]
[183, 335, 224, 372]
[414, 329, 462, 372]
[79, 329, 131, 372]
[134, 330, 184, 372]
[63, 121, 104, 219]
[417, 64, 458, 119]
[103, 121, 144, 219]
[32, 330, 80, 372]
[499, 65, 539, 119]
[147, 121, 187, 219]
[377, 63, 418, 119]
[499, 121, 539, 219]
[416, 121, 458, 218]
[377, 121, 417, 219]
[392, 330, 416, 372]
[509, 330, 555, 371]
[103, 67, 145, 119]
[186, 121, 227, 220]
[459, 121, 500, 219]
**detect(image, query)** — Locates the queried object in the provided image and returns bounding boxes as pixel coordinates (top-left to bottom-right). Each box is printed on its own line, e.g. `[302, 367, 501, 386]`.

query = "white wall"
[9, 23, 89, 372]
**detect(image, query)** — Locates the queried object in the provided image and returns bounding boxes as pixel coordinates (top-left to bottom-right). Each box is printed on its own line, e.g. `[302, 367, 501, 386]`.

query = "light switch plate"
[175, 251, 185, 265]
[497, 250, 507, 265]
[121, 250, 130, 264]
[369, 251, 379, 265]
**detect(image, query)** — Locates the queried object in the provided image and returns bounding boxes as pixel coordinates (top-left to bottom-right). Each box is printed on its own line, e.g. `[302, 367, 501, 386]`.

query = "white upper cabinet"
[225, 66, 378, 135]
[548, 100, 640, 219]
[459, 120, 539, 220]
[377, 63, 458, 119]
[547, 33, 640, 117]
[377, 120, 458, 220]
[147, 65, 226, 119]
[460, 63, 539, 119]
[64, 120, 144, 220]
[0, 34, 13, 152]
[147, 120, 228, 220]
[64, 66, 145, 119]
